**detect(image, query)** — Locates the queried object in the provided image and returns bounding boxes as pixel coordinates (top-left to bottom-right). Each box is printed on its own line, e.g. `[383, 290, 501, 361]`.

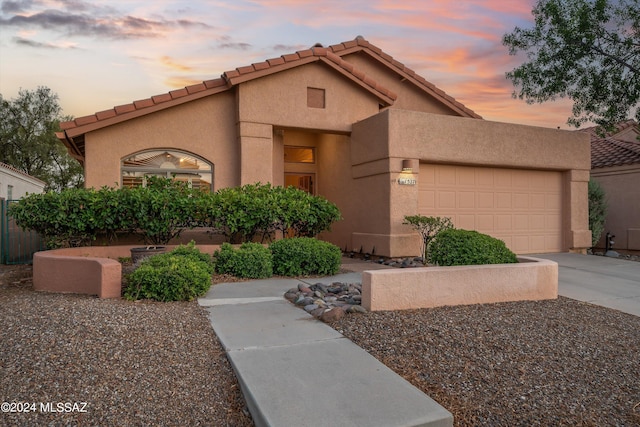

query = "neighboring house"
[56, 36, 591, 257]
[0, 162, 46, 200]
[585, 120, 640, 252]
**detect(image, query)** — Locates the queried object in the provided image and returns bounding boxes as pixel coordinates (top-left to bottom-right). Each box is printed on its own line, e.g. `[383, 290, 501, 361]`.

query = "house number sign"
[397, 178, 417, 185]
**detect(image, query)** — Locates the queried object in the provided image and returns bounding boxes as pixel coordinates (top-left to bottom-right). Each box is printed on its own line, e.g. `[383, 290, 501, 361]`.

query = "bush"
[213, 242, 273, 279]
[403, 215, 453, 259]
[269, 237, 341, 276]
[588, 179, 607, 247]
[428, 229, 518, 266]
[123, 245, 213, 301]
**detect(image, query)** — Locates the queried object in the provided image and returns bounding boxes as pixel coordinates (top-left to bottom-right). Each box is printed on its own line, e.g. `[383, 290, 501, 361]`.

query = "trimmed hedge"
[213, 242, 273, 279]
[123, 244, 213, 301]
[429, 229, 518, 266]
[9, 181, 341, 248]
[269, 237, 341, 276]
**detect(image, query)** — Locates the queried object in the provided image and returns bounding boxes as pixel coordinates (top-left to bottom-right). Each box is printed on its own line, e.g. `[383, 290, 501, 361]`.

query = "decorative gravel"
[4, 261, 640, 426]
[0, 265, 253, 426]
[333, 297, 640, 426]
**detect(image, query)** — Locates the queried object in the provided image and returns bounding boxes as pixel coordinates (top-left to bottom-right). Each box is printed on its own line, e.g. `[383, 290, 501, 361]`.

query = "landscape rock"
[284, 281, 367, 321]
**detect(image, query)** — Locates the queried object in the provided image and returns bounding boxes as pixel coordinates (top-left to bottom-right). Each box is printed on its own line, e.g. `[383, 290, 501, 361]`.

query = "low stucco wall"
[362, 256, 558, 311]
[33, 245, 222, 299]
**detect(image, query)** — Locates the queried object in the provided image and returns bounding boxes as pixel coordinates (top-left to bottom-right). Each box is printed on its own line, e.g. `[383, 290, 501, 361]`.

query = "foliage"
[202, 183, 341, 243]
[0, 86, 83, 190]
[8, 188, 102, 248]
[269, 237, 341, 277]
[429, 229, 518, 266]
[207, 183, 280, 243]
[588, 178, 608, 246]
[126, 176, 199, 245]
[403, 215, 454, 260]
[213, 242, 273, 279]
[123, 244, 213, 301]
[503, 0, 640, 129]
[8, 180, 341, 248]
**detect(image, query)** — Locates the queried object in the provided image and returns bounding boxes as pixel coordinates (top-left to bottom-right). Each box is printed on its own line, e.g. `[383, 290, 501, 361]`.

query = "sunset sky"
[0, 0, 580, 129]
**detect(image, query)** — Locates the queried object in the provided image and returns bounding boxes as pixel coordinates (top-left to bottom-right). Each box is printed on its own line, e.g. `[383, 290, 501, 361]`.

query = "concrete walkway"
[199, 271, 452, 427]
[533, 252, 640, 317]
[198, 253, 639, 426]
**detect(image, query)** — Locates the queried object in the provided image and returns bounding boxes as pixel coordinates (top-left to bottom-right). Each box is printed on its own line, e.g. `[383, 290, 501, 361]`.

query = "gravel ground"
[3, 260, 640, 426]
[0, 264, 253, 427]
[333, 297, 640, 426]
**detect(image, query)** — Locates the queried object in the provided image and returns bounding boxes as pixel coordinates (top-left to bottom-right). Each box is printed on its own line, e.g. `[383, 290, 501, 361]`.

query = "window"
[284, 146, 315, 164]
[7, 185, 13, 200]
[121, 150, 213, 191]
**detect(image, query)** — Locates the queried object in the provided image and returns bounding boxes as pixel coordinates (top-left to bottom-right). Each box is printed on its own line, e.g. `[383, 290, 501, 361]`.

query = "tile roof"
[582, 121, 640, 168]
[57, 36, 481, 160]
[590, 136, 640, 168]
[0, 162, 47, 186]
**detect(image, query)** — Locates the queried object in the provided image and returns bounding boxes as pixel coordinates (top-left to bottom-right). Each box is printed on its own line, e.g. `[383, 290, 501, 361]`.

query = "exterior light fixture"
[402, 159, 413, 172]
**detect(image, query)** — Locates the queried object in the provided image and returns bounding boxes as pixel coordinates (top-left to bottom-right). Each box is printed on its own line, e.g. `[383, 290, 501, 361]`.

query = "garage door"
[419, 164, 563, 254]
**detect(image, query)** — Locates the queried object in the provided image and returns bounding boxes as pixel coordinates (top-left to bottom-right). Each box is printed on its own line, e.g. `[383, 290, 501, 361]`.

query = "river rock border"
[284, 282, 367, 323]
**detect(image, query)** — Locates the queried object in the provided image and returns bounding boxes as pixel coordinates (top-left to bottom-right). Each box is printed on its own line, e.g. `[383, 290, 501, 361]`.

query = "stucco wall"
[0, 166, 46, 199]
[237, 63, 381, 133]
[591, 164, 640, 251]
[84, 93, 238, 189]
[342, 53, 462, 115]
[350, 109, 592, 256]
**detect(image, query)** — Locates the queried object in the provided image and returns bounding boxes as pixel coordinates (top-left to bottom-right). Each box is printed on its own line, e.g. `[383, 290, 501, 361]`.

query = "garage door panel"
[419, 164, 563, 254]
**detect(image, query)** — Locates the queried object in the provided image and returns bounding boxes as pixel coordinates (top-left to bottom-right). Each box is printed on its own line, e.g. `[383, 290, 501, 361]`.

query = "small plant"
[123, 244, 213, 301]
[269, 237, 341, 276]
[213, 242, 273, 279]
[429, 229, 518, 266]
[403, 215, 453, 260]
[588, 179, 607, 247]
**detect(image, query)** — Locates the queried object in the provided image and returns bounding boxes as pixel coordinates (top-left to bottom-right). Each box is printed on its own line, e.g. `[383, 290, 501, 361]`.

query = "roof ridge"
[0, 162, 47, 186]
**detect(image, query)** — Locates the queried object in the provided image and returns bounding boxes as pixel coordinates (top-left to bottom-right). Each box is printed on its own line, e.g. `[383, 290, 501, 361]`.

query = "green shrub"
[213, 242, 273, 279]
[269, 237, 341, 276]
[403, 215, 453, 259]
[588, 179, 607, 247]
[428, 229, 518, 266]
[123, 245, 213, 301]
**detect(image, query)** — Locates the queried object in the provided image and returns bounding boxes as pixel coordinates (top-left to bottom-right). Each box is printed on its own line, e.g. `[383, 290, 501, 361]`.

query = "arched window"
[121, 150, 213, 191]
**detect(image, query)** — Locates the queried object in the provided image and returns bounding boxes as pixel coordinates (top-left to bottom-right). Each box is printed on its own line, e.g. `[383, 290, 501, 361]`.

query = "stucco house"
[0, 162, 46, 200]
[586, 120, 640, 252]
[56, 36, 591, 257]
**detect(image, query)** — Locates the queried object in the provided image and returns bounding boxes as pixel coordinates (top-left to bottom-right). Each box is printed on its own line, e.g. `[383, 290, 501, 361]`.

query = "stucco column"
[565, 169, 592, 252]
[238, 122, 273, 185]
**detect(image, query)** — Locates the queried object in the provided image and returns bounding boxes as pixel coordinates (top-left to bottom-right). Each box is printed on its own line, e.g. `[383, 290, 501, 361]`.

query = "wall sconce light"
[402, 159, 413, 173]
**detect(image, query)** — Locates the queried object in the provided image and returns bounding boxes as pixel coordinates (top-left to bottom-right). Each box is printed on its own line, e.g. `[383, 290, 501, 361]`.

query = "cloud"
[160, 55, 193, 72]
[2, 0, 34, 14]
[0, 2, 213, 40]
[12, 35, 77, 49]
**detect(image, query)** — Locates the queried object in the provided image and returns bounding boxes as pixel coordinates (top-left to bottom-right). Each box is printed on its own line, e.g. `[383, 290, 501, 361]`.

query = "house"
[56, 36, 591, 257]
[585, 120, 640, 252]
[0, 162, 46, 200]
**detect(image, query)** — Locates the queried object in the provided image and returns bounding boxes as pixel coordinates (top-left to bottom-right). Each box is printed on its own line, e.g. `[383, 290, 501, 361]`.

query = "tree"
[503, 0, 640, 129]
[0, 86, 83, 191]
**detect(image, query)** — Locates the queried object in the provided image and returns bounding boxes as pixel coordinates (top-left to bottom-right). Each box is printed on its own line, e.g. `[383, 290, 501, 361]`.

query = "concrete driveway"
[534, 253, 640, 317]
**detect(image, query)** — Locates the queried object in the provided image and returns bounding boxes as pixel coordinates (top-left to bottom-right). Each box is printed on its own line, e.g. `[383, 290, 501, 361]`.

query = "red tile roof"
[57, 36, 481, 160]
[582, 121, 640, 168]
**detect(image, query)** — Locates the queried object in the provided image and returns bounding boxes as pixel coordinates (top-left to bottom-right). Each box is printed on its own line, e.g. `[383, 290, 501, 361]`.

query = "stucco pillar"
[238, 122, 273, 185]
[565, 169, 592, 252]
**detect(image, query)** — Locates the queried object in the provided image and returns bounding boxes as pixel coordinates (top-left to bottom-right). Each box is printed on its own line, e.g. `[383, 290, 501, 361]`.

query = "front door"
[285, 173, 315, 194]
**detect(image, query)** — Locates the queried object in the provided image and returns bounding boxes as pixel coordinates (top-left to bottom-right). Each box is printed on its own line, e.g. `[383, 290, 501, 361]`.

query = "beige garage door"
[419, 164, 563, 254]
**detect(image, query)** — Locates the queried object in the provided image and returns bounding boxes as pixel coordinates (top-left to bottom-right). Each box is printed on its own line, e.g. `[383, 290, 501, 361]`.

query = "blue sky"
[0, 0, 577, 128]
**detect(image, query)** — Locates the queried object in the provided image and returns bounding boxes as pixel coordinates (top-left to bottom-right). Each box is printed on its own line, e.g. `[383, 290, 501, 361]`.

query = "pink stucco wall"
[591, 164, 640, 251]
